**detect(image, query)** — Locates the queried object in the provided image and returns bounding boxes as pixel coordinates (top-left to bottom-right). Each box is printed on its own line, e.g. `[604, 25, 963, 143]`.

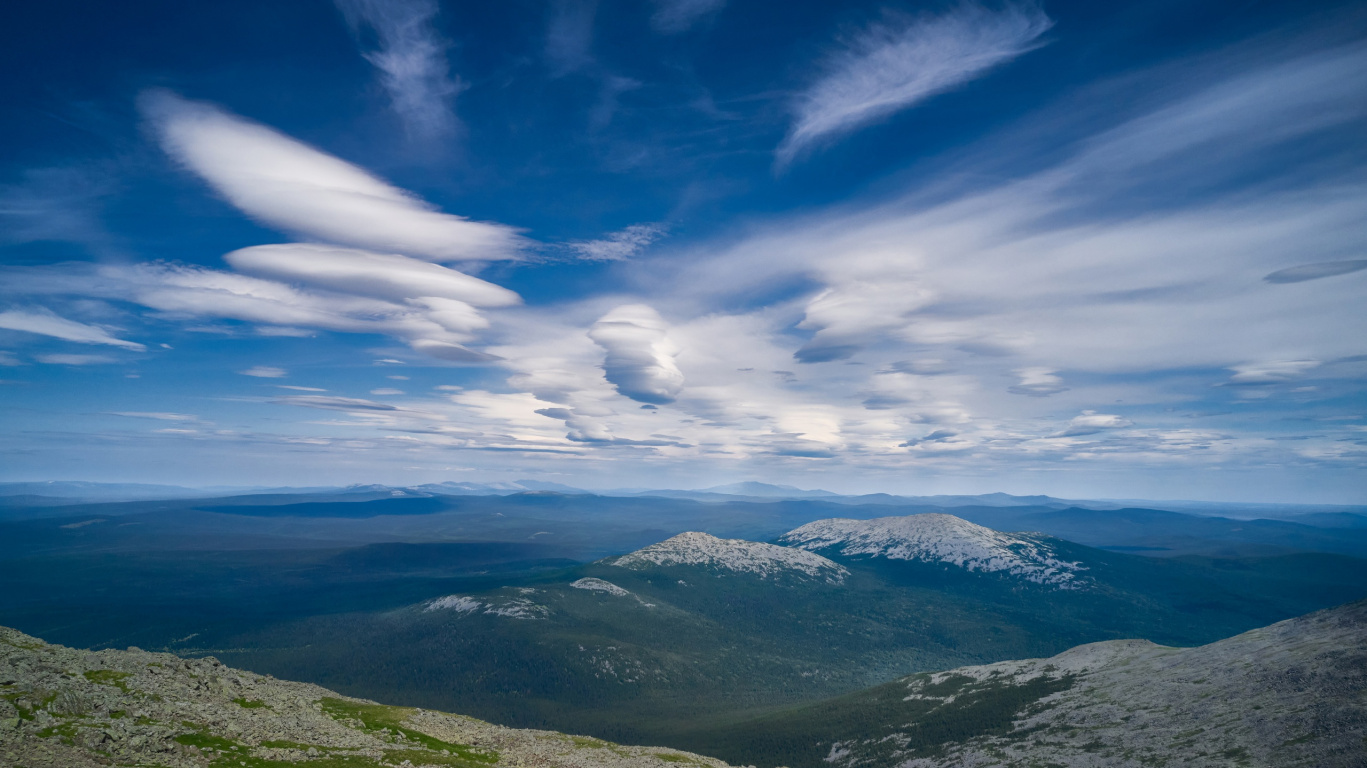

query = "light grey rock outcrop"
[828, 599, 1367, 768]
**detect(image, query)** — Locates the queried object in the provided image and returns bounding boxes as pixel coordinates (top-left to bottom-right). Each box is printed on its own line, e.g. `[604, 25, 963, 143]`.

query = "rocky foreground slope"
[695, 598, 1367, 768]
[0, 625, 736, 768]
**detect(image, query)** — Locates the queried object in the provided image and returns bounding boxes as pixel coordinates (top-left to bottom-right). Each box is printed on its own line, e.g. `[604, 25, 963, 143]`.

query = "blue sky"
[1, 0, 1365, 501]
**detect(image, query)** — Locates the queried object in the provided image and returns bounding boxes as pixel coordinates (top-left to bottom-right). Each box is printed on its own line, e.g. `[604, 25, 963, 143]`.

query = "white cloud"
[795, 277, 936, 362]
[273, 394, 401, 412]
[1226, 360, 1321, 385]
[566, 223, 666, 261]
[1053, 410, 1133, 437]
[588, 304, 685, 405]
[141, 91, 523, 261]
[224, 244, 520, 307]
[0, 351, 23, 366]
[0, 308, 144, 350]
[1264, 259, 1367, 284]
[371, 388, 405, 395]
[663, 41, 1367, 384]
[277, 385, 327, 392]
[650, 0, 725, 34]
[1009, 367, 1067, 397]
[35, 353, 117, 366]
[240, 366, 288, 378]
[108, 412, 198, 421]
[102, 262, 508, 359]
[334, 0, 463, 141]
[255, 326, 316, 337]
[777, 2, 1052, 165]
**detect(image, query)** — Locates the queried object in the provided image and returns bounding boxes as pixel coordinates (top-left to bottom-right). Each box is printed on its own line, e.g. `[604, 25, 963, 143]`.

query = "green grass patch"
[233, 697, 270, 709]
[174, 730, 242, 751]
[259, 739, 322, 749]
[319, 697, 497, 763]
[83, 669, 131, 693]
[36, 720, 82, 744]
[1, 691, 36, 721]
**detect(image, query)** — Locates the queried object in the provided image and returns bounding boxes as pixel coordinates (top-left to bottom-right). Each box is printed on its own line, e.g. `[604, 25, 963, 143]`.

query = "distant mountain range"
[5, 479, 1363, 524]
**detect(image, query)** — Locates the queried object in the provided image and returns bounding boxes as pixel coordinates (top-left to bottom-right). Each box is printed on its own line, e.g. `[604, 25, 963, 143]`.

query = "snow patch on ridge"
[425, 595, 481, 613]
[611, 531, 848, 583]
[780, 513, 1087, 588]
[571, 578, 630, 596]
[424, 594, 549, 619]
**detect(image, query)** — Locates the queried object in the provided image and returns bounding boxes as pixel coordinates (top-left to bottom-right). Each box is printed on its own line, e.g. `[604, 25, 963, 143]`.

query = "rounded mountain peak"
[610, 531, 848, 583]
[780, 513, 1087, 588]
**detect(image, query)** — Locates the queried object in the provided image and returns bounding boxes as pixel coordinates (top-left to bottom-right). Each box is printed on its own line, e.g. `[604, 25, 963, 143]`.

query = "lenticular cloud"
[588, 305, 685, 405]
[224, 244, 520, 308]
[141, 90, 522, 262]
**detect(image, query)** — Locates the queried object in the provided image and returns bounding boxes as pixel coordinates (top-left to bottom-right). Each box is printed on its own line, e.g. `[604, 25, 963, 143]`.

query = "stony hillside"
[780, 513, 1087, 587]
[0, 625, 735, 768]
[690, 599, 1367, 768]
[610, 531, 849, 583]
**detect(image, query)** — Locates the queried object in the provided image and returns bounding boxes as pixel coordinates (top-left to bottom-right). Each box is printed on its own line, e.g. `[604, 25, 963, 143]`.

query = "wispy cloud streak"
[778, 2, 1052, 166]
[334, 0, 463, 142]
[567, 224, 666, 261]
[0, 308, 144, 350]
[650, 0, 726, 35]
[546, 0, 597, 76]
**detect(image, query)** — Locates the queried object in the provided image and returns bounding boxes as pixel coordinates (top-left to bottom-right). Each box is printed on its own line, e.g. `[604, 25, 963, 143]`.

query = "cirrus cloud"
[0, 308, 144, 350]
[334, 0, 463, 142]
[777, 2, 1053, 166]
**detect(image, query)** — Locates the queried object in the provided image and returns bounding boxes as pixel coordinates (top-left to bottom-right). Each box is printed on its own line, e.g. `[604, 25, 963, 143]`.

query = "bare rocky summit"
[0, 625, 737, 768]
[610, 531, 848, 583]
[780, 514, 1087, 588]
